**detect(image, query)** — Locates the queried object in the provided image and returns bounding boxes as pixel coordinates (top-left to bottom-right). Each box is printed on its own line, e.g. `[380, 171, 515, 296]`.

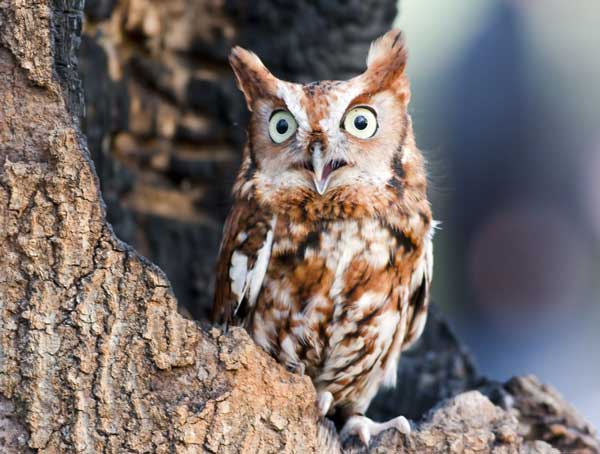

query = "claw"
[317, 391, 333, 416]
[340, 414, 411, 446]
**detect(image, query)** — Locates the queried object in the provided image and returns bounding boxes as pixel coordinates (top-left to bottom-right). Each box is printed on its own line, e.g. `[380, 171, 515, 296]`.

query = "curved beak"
[310, 143, 334, 195]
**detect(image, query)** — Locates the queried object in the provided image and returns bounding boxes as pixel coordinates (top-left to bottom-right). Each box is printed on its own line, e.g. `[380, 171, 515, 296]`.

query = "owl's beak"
[310, 145, 331, 195]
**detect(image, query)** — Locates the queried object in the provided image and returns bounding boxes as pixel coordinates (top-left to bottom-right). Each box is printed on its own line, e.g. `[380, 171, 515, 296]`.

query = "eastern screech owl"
[212, 29, 435, 445]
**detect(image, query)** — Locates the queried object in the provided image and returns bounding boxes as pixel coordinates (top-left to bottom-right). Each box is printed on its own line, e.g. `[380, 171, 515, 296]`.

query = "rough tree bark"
[1, 1, 599, 454]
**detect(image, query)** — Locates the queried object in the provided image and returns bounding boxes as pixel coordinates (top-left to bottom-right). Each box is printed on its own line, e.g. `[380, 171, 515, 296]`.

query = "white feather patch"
[276, 84, 310, 131]
[429, 220, 442, 240]
[249, 217, 276, 304]
[229, 216, 277, 315]
[383, 354, 400, 388]
[229, 252, 249, 307]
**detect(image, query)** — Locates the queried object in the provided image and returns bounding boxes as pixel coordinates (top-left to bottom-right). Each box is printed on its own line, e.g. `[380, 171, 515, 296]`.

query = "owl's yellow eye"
[269, 110, 297, 143]
[342, 106, 378, 139]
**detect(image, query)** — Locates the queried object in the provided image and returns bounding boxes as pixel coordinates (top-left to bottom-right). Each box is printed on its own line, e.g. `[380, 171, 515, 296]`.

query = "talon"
[358, 424, 370, 445]
[341, 415, 411, 446]
[317, 391, 333, 417]
[390, 415, 411, 434]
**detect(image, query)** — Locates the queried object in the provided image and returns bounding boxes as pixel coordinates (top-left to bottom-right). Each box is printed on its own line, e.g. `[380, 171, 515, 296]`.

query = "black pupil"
[354, 115, 368, 130]
[276, 118, 289, 134]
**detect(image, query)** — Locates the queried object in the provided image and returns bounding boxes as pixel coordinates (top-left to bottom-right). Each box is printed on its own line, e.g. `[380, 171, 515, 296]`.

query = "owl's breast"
[249, 216, 425, 405]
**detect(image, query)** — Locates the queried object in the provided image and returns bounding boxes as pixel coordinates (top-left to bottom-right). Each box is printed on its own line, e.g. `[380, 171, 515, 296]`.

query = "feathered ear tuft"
[229, 46, 278, 111]
[364, 29, 408, 95]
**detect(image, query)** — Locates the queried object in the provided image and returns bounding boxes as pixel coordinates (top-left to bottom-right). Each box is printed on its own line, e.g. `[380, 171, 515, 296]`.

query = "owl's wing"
[212, 200, 276, 327]
[401, 230, 435, 351]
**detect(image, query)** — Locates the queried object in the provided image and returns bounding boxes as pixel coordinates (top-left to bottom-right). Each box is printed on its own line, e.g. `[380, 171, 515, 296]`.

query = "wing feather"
[401, 226, 435, 351]
[212, 200, 276, 326]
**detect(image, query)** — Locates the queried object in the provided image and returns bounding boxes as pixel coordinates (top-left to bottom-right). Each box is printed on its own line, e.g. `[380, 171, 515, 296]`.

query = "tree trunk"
[0, 1, 598, 453]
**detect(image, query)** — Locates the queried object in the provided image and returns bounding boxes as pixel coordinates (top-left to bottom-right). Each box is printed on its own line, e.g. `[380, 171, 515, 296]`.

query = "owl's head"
[230, 30, 423, 219]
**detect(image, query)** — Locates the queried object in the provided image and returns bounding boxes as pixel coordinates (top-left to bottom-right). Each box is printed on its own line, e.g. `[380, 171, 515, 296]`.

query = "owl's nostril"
[309, 141, 322, 155]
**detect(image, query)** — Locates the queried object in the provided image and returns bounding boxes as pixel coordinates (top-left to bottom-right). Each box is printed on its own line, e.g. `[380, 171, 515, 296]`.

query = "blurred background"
[80, 0, 600, 428]
[397, 0, 600, 428]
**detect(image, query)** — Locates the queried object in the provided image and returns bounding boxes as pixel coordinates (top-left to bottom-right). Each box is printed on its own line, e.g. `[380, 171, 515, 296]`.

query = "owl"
[212, 29, 434, 445]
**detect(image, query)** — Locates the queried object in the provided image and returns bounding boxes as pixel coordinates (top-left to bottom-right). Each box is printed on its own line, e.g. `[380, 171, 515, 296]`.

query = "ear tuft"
[365, 29, 408, 93]
[229, 46, 266, 78]
[366, 29, 406, 69]
[229, 46, 277, 111]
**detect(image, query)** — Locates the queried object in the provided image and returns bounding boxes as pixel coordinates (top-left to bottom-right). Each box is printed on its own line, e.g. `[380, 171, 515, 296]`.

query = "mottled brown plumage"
[212, 29, 434, 445]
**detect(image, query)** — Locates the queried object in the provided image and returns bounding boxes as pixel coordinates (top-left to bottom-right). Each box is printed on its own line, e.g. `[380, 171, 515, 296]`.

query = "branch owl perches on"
[212, 29, 435, 445]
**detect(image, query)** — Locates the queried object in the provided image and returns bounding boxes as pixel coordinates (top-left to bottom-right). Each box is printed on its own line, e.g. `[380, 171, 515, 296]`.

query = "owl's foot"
[317, 391, 333, 416]
[340, 414, 411, 446]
